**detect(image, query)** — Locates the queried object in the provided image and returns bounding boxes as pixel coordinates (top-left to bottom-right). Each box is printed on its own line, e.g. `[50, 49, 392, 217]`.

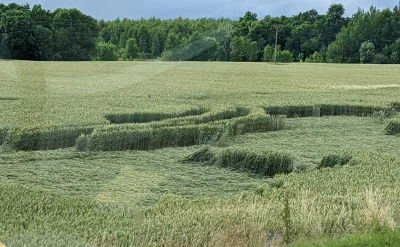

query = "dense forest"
[1, 2, 400, 63]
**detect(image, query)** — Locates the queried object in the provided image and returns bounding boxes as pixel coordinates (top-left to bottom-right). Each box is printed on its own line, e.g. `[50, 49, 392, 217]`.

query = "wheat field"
[0, 61, 400, 246]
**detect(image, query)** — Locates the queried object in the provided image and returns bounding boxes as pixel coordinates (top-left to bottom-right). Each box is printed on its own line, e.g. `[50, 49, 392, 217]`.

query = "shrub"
[94, 42, 118, 61]
[277, 50, 293, 63]
[385, 119, 400, 135]
[216, 148, 293, 177]
[318, 154, 353, 169]
[305, 51, 323, 63]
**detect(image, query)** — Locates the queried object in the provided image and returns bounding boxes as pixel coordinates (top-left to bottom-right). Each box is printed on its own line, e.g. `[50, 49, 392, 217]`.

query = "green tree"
[277, 50, 293, 63]
[390, 39, 400, 63]
[263, 44, 274, 62]
[125, 38, 139, 59]
[247, 40, 258, 62]
[305, 51, 322, 63]
[359, 41, 375, 64]
[192, 37, 220, 61]
[151, 33, 161, 58]
[372, 53, 387, 64]
[94, 42, 117, 61]
[322, 3, 346, 45]
[0, 7, 36, 60]
[52, 8, 99, 60]
[230, 36, 258, 62]
[230, 36, 247, 61]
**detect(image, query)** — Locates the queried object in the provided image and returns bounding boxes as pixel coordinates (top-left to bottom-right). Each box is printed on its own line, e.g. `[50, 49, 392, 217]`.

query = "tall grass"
[318, 154, 353, 169]
[76, 124, 225, 151]
[3, 126, 95, 151]
[0, 183, 141, 247]
[1, 107, 279, 151]
[385, 119, 400, 135]
[392, 102, 400, 111]
[105, 107, 209, 124]
[226, 115, 286, 135]
[184, 146, 293, 177]
[76, 115, 286, 152]
[181, 146, 216, 164]
[2, 151, 400, 246]
[0, 128, 7, 146]
[216, 148, 294, 176]
[265, 104, 392, 118]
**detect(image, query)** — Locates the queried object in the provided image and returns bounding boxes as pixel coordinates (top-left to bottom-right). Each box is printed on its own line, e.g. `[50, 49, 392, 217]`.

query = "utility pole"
[274, 25, 279, 64]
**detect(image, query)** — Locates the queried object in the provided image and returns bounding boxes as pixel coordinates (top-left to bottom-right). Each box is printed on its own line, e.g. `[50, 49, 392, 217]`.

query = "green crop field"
[1, 61, 400, 247]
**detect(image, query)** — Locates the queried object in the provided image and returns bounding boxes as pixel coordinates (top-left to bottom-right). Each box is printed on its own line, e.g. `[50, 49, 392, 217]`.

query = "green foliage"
[263, 44, 274, 62]
[216, 147, 293, 176]
[94, 42, 117, 61]
[372, 53, 388, 64]
[385, 119, 400, 135]
[360, 41, 376, 64]
[327, 42, 342, 63]
[0, 3, 98, 61]
[329, 6, 400, 64]
[277, 50, 294, 63]
[125, 38, 139, 59]
[318, 154, 353, 169]
[2, 3, 400, 63]
[230, 36, 259, 62]
[389, 39, 400, 63]
[162, 36, 220, 61]
[305, 51, 322, 63]
[52, 8, 99, 61]
[151, 33, 161, 58]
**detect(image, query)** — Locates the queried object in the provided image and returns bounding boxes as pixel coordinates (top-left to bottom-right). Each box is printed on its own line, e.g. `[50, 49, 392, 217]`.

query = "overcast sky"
[3, 0, 399, 20]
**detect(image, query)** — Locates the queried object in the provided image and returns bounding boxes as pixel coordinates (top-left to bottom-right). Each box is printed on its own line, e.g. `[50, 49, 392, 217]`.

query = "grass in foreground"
[1, 151, 400, 246]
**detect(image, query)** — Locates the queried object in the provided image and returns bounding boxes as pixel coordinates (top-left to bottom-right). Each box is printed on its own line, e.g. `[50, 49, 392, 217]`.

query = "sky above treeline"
[3, 0, 399, 20]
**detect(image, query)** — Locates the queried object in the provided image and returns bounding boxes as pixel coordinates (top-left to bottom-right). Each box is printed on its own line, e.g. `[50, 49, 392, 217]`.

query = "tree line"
[1, 2, 400, 63]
